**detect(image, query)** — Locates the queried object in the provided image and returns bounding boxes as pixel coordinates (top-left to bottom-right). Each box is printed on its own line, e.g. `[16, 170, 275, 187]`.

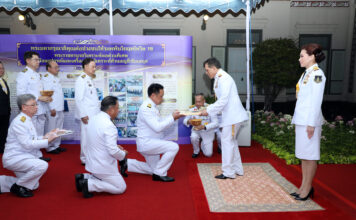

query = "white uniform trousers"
[46, 111, 64, 152]
[4, 158, 48, 190]
[221, 123, 244, 178]
[0, 175, 17, 193]
[128, 139, 179, 176]
[215, 128, 222, 150]
[32, 114, 47, 158]
[87, 173, 126, 194]
[190, 129, 215, 157]
[80, 121, 88, 164]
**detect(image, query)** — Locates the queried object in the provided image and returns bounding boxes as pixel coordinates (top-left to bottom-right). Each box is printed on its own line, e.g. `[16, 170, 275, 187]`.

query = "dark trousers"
[0, 114, 10, 153]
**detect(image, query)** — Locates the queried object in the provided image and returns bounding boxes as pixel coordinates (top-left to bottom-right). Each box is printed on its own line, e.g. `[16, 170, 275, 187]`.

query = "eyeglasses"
[31, 58, 41, 62]
[24, 103, 38, 107]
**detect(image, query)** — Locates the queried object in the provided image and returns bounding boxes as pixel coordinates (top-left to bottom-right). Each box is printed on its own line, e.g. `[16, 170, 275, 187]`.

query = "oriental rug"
[197, 163, 324, 212]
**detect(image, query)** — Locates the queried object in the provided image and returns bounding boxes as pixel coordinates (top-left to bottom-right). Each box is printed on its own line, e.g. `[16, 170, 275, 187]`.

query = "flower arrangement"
[253, 110, 356, 164]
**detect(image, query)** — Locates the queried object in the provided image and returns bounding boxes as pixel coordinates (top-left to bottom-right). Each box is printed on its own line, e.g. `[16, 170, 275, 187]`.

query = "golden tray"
[40, 90, 54, 97]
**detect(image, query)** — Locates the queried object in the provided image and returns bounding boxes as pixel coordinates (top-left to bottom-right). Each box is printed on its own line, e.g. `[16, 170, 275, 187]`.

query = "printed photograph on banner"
[96, 88, 104, 100]
[114, 112, 127, 126]
[109, 78, 126, 92]
[117, 126, 127, 138]
[63, 88, 75, 99]
[126, 74, 143, 86]
[127, 127, 138, 138]
[127, 86, 142, 97]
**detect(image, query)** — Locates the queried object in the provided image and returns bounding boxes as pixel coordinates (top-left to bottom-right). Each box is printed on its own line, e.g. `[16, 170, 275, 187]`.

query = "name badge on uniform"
[314, 75, 322, 83]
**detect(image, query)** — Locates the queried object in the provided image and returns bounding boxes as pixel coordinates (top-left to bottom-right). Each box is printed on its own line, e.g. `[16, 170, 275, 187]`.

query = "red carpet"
[0, 142, 355, 220]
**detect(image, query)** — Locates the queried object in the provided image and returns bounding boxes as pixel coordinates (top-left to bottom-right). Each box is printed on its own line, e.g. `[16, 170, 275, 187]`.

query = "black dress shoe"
[47, 148, 61, 154]
[58, 147, 67, 152]
[79, 179, 93, 198]
[295, 187, 314, 201]
[192, 153, 199, 158]
[217, 147, 221, 154]
[10, 184, 33, 198]
[290, 192, 299, 197]
[215, 174, 234, 179]
[152, 174, 175, 182]
[119, 158, 128, 177]
[39, 157, 51, 162]
[75, 173, 84, 192]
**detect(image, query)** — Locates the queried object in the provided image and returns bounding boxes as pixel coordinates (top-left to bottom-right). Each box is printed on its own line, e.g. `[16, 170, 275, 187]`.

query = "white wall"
[0, 0, 354, 102]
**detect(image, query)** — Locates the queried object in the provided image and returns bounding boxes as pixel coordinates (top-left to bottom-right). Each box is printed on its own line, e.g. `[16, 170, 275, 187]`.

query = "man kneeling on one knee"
[0, 94, 58, 197]
[183, 93, 218, 158]
[75, 96, 128, 198]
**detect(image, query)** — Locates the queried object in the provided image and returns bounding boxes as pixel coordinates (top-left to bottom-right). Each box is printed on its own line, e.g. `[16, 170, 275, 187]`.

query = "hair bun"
[315, 51, 325, 63]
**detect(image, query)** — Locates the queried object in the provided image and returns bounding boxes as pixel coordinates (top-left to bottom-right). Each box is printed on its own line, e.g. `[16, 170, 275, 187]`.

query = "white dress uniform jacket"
[74, 72, 100, 164]
[16, 67, 48, 150]
[183, 103, 218, 156]
[43, 72, 64, 151]
[292, 64, 326, 127]
[84, 111, 126, 194]
[1, 112, 49, 190]
[292, 64, 326, 160]
[207, 69, 248, 126]
[127, 98, 179, 177]
[207, 69, 247, 178]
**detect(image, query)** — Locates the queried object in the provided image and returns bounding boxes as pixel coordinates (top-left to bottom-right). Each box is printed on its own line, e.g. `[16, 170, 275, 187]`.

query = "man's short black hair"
[203, 57, 221, 69]
[195, 93, 205, 98]
[82, 58, 95, 69]
[24, 51, 40, 62]
[46, 60, 55, 71]
[101, 96, 118, 112]
[148, 83, 164, 97]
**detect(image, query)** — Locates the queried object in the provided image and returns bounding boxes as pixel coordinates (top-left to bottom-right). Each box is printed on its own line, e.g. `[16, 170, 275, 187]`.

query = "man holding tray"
[74, 96, 128, 198]
[200, 58, 248, 179]
[43, 60, 66, 154]
[183, 93, 218, 158]
[0, 94, 58, 197]
[124, 83, 183, 182]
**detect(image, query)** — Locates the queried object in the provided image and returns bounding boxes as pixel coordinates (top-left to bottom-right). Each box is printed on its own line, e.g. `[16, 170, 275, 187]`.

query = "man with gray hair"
[0, 94, 58, 197]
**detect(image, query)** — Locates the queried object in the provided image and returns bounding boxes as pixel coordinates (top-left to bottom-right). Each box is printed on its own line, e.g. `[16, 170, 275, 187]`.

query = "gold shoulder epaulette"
[313, 66, 319, 71]
[147, 103, 152, 108]
[81, 74, 86, 79]
[22, 68, 28, 73]
[44, 74, 48, 77]
[218, 73, 222, 77]
[189, 104, 195, 108]
[20, 116, 26, 122]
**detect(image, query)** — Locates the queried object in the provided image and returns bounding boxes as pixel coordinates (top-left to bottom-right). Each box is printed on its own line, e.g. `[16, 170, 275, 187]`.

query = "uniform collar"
[47, 72, 57, 78]
[20, 112, 32, 121]
[100, 111, 111, 120]
[26, 66, 37, 74]
[214, 69, 224, 79]
[306, 63, 318, 73]
[148, 98, 157, 108]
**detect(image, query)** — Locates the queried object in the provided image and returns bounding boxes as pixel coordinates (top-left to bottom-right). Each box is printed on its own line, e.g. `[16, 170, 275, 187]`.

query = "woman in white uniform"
[291, 43, 326, 201]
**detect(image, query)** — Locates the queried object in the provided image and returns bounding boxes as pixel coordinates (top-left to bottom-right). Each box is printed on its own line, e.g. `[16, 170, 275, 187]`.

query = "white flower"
[260, 121, 266, 124]
[287, 125, 293, 130]
[276, 130, 284, 135]
[350, 130, 355, 134]
[321, 136, 327, 141]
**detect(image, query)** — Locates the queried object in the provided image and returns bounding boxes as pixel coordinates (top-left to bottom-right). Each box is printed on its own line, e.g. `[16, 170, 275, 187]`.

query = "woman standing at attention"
[291, 43, 326, 201]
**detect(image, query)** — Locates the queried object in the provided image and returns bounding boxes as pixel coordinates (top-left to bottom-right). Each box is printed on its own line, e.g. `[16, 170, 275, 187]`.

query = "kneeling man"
[183, 93, 218, 158]
[0, 94, 58, 197]
[75, 96, 128, 198]
[125, 83, 183, 182]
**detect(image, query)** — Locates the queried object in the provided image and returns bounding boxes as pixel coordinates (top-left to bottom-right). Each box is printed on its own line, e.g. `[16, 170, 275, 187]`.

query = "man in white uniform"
[0, 94, 57, 197]
[75, 96, 128, 198]
[124, 83, 183, 182]
[43, 60, 66, 154]
[75, 58, 100, 165]
[201, 57, 248, 179]
[16, 51, 52, 161]
[183, 93, 218, 158]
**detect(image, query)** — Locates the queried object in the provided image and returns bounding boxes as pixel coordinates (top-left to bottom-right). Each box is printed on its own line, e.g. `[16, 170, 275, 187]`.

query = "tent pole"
[245, 0, 251, 111]
[109, 0, 113, 35]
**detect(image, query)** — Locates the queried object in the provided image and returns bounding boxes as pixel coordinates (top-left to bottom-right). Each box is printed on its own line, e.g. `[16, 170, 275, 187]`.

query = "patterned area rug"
[197, 163, 324, 212]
